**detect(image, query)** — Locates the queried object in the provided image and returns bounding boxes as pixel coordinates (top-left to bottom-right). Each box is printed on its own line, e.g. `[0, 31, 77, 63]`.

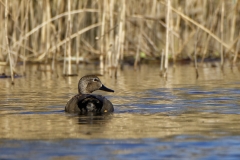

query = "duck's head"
[78, 75, 114, 94]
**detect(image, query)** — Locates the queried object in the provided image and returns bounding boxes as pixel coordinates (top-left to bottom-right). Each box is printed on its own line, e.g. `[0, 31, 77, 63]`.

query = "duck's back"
[65, 94, 113, 114]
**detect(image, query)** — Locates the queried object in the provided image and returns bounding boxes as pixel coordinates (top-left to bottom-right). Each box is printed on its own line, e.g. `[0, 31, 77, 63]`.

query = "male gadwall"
[65, 75, 114, 114]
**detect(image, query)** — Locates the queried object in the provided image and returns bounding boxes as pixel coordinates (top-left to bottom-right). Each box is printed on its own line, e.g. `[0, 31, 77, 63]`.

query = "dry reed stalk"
[102, 0, 109, 71]
[113, 35, 118, 67]
[67, 0, 72, 75]
[101, 0, 110, 71]
[75, 2, 84, 65]
[41, 0, 51, 60]
[134, 35, 140, 70]
[173, 7, 181, 60]
[106, 44, 112, 73]
[220, 1, 224, 68]
[75, 1, 87, 65]
[160, 49, 164, 76]
[233, 40, 240, 64]
[230, 1, 238, 42]
[89, 2, 94, 46]
[63, 9, 70, 75]
[63, 39, 67, 74]
[29, 1, 38, 53]
[109, 0, 114, 68]
[51, 37, 56, 72]
[75, 35, 80, 65]
[134, 18, 142, 70]
[164, 0, 171, 78]
[11, 2, 19, 65]
[46, 0, 51, 61]
[194, 29, 199, 78]
[170, 12, 175, 62]
[120, 30, 125, 63]
[99, 0, 105, 70]
[56, 1, 63, 61]
[22, 0, 30, 75]
[115, 0, 125, 68]
[201, 2, 221, 64]
[4, 0, 14, 84]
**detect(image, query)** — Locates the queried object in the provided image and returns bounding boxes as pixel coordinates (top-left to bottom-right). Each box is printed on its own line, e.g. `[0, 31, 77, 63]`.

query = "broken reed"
[0, 0, 240, 77]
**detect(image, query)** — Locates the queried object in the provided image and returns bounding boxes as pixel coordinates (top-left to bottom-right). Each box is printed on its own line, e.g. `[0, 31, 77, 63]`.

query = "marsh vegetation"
[0, 0, 240, 81]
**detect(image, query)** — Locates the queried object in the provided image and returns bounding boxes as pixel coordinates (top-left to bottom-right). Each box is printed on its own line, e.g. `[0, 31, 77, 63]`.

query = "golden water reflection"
[0, 111, 239, 140]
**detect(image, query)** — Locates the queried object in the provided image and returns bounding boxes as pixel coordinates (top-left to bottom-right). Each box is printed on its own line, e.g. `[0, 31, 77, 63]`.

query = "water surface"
[1, 63, 240, 159]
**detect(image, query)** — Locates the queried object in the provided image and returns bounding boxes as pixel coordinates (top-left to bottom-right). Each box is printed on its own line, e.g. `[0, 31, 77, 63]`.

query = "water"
[1, 63, 240, 159]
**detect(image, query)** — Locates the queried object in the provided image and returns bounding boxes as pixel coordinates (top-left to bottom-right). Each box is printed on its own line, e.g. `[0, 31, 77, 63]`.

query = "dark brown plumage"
[65, 75, 114, 114]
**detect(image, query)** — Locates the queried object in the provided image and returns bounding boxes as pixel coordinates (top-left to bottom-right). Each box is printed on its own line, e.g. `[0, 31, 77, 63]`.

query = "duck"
[65, 75, 114, 114]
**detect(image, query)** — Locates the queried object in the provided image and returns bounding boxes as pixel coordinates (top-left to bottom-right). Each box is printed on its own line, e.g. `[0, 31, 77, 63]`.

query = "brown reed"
[4, 0, 14, 84]
[0, 0, 240, 76]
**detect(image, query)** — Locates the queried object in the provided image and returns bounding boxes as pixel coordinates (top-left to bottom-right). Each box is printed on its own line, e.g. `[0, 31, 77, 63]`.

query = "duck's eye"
[93, 78, 98, 82]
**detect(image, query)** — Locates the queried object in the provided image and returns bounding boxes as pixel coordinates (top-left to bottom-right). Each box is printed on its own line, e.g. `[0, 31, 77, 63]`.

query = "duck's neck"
[78, 81, 90, 94]
[78, 87, 91, 94]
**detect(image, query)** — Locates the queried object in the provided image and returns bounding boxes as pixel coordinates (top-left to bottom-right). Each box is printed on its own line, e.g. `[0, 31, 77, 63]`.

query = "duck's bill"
[100, 84, 114, 92]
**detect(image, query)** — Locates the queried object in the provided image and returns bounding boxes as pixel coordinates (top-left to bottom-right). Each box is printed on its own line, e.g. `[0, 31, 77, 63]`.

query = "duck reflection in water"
[65, 75, 114, 115]
[77, 114, 113, 125]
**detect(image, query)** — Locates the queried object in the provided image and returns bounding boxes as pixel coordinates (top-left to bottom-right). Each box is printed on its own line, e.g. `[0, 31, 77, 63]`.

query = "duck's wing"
[65, 94, 82, 113]
[65, 94, 104, 113]
[101, 97, 114, 113]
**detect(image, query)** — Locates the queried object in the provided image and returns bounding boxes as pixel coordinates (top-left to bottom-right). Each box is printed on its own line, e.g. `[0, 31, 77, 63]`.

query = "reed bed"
[0, 0, 240, 79]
